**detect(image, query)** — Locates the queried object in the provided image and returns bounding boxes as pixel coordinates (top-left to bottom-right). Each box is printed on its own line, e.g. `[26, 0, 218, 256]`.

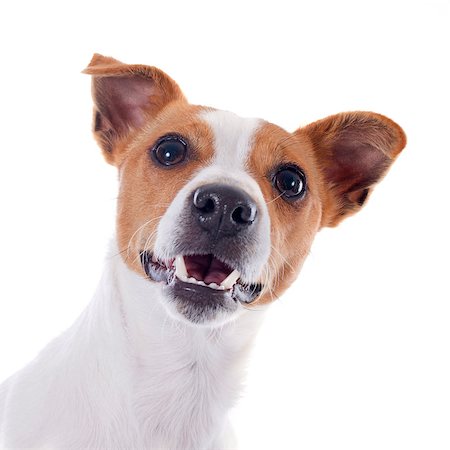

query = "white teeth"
[180, 276, 224, 291]
[206, 282, 225, 291]
[220, 269, 241, 290]
[175, 255, 188, 280]
[174, 255, 238, 291]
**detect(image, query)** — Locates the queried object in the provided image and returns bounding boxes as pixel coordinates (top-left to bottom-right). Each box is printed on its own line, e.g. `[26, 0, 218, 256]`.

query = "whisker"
[265, 191, 285, 205]
[126, 215, 165, 264]
[270, 244, 296, 274]
[134, 228, 160, 268]
[141, 227, 160, 257]
[109, 248, 129, 259]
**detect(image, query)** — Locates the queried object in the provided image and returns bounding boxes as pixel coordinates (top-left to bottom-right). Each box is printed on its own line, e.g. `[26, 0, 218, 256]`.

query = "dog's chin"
[140, 251, 263, 327]
[162, 279, 241, 327]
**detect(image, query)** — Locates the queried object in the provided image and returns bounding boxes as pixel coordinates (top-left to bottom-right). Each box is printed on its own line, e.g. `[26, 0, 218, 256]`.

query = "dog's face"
[85, 54, 406, 326]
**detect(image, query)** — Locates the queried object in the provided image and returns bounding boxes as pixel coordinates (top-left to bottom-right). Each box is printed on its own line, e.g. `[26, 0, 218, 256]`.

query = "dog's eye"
[273, 166, 307, 200]
[152, 136, 187, 167]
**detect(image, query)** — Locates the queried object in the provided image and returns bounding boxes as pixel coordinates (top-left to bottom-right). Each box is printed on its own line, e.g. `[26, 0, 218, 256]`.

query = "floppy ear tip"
[88, 53, 106, 65]
[82, 53, 122, 74]
[389, 119, 407, 158]
[367, 112, 407, 159]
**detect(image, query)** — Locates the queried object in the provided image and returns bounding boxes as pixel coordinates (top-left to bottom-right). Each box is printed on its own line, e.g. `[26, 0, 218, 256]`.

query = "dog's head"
[84, 54, 406, 327]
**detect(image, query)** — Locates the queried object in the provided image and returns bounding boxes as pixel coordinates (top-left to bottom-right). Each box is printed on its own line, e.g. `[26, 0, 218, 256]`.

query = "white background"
[0, 1, 449, 449]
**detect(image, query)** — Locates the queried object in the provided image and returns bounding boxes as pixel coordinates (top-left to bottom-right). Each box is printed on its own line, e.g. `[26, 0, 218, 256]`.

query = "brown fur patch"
[115, 103, 215, 276]
[247, 123, 323, 305]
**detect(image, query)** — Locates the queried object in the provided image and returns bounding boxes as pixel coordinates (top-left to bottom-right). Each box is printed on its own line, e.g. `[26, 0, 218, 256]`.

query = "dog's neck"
[82, 241, 265, 447]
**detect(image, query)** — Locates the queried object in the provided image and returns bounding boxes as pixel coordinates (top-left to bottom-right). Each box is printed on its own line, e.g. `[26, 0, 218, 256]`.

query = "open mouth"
[175, 254, 240, 290]
[140, 251, 262, 304]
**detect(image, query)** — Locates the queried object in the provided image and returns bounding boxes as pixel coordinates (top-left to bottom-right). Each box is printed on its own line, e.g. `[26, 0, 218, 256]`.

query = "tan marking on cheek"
[115, 104, 215, 276]
[246, 123, 323, 305]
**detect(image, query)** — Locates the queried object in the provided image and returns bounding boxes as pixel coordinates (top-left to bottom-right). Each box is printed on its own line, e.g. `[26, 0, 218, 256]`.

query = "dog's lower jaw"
[139, 251, 264, 324]
[0, 241, 265, 449]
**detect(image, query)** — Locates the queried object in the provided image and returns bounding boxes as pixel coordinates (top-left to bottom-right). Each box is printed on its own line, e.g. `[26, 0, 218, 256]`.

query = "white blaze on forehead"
[200, 109, 262, 170]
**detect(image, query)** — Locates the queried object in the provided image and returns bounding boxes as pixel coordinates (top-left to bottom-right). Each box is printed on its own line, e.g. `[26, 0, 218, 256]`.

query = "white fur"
[0, 243, 265, 449]
[200, 109, 261, 170]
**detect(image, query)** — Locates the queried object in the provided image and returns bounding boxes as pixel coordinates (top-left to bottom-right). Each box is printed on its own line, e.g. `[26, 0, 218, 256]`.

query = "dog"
[0, 54, 406, 449]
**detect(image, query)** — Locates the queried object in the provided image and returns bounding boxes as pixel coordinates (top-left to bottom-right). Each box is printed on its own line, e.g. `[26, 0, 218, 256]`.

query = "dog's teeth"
[152, 254, 158, 263]
[220, 269, 241, 289]
[175, 261, 236, 291]
[175, 255, 188, 280]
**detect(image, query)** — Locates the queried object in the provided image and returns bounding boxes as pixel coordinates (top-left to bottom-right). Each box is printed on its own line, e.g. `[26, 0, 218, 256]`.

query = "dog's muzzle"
[140, 183, 265, 324]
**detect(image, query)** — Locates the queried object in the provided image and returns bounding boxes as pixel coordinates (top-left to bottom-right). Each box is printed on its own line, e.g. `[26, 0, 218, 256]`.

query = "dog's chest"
[129, 334, 240, 448]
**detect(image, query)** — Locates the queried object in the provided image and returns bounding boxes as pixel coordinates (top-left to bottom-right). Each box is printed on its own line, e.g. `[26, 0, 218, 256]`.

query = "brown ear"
[300, 111, 406, 227]
[83, 54, 186, 165]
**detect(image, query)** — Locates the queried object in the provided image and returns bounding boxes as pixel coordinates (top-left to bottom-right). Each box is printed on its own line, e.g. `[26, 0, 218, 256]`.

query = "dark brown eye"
[273, 166, 307, 200]
[152, 135, 187, 167]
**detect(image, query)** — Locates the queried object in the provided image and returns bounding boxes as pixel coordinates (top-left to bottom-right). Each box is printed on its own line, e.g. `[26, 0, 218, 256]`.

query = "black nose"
[192, 183, 258, 236]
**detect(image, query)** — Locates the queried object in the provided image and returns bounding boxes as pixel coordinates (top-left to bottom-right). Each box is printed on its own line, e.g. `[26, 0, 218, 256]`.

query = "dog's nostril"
[192, 183, 258, 235]
[193, 190, 217, 214]
[203, 198, 216, 214]
[231, 205, 256, 225]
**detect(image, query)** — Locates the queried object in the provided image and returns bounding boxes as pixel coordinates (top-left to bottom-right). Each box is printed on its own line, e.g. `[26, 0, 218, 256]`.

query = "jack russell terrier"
[0, 54, 406, 449]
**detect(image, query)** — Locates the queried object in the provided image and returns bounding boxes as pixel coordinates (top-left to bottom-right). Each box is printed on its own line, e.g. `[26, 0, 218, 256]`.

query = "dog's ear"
[299, 111, 406, 227]
[83, 54, 186, 165]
